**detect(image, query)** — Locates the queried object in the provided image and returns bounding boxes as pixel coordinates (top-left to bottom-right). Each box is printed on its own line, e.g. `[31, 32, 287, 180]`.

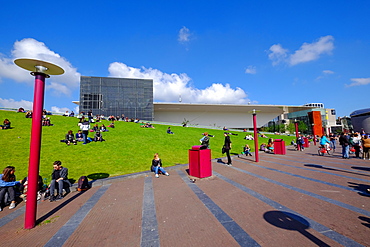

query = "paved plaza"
[0, 145, 369, 246]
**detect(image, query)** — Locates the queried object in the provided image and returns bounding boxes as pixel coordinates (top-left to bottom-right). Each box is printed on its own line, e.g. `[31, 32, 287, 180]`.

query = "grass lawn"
[0, 110, 295, 183]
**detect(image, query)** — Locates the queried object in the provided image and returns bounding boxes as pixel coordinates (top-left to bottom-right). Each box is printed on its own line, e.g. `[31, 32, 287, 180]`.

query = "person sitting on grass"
[65, 130, 77, 145]
[151, 153, 169, 178]
[94, 131, 105, 142]
[100, 124, 109, 132]
[76, 130, 84, 142]
[242, 144, 252, 156]
[167, 127, 174, 134]
[0, 166, 21, 211]
[0, 119, 11, 129]
[92, 124, 99, 132]
[49, 161, 71, 202]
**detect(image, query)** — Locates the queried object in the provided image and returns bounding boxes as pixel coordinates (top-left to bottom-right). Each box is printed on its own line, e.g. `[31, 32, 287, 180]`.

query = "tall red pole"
[24, 72, 46, 229]
[295, 120, 300, 151]
[253, 111, 259, 162]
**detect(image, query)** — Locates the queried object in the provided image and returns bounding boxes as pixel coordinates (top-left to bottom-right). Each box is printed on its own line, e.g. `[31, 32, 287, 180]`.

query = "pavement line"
[241, 161, 364, 193]
[271, 155, 370, 175]
[44, 184, 111, 247]
[141, 176, 160, 247]
[178, 170, 260, 247]
[214, 171, 364, 247]
[261, 158, 370, 183]
[0, 205, 26, 228]
[229, 164, 370, 217]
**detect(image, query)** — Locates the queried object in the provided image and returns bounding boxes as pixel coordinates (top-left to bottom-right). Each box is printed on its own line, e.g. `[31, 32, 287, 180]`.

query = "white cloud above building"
[268, 35, 334, 66]
[108, 62, 250, 104]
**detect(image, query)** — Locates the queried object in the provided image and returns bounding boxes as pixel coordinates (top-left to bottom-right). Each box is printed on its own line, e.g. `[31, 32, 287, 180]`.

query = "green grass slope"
[0, 110, 294, 183]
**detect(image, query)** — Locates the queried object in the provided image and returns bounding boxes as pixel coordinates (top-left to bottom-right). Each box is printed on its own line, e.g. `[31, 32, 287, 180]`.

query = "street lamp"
[14, 58, 64, 229]
[252, 109, 259, 162]
[312, 123, 316, 146]
[294, 119, 299, 151]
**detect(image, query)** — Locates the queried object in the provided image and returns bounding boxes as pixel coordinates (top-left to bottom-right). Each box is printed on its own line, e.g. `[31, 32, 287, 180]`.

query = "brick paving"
[0, 144, 369, 246]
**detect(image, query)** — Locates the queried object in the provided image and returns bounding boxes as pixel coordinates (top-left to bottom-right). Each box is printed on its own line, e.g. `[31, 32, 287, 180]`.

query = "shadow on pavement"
[263, 211, 330, 247]
[36, 191, 86, 225]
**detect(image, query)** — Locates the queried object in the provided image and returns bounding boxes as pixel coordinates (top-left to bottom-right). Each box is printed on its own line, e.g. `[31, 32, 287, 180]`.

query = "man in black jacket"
[49, 161, 71, 201]
[339, 133, 350, 159]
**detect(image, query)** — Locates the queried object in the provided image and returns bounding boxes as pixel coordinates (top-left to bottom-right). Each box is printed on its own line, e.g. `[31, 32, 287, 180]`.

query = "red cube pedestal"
[274, 139, 286, 155]
[303, 137, 310, 148]
[189, 145, 212, 178]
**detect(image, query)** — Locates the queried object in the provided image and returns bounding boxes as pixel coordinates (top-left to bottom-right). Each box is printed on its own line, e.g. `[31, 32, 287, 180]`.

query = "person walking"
[352, 133, 362, 158]
[362, 135, 370, 160]
[339, 132, 350, 159]
[223, 133, 232, 166]
[329, 133, 337, 151]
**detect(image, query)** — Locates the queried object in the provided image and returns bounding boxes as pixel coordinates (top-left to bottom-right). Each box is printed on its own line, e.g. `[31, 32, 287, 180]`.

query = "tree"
[287, 123, 295, 134]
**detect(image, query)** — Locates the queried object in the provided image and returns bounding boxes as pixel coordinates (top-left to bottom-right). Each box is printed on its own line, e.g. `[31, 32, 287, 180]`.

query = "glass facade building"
[80, 76, 153, 120]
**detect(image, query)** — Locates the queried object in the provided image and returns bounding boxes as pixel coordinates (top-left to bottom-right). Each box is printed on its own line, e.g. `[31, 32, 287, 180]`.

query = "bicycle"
[318, 145, 332, 156]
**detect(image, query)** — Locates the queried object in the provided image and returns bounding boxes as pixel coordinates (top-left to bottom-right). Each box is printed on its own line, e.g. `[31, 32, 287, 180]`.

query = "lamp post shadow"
[263, 211, 330, 247]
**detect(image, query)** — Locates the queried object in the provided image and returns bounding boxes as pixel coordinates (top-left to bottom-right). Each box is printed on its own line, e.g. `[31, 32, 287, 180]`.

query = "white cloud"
[346, 78, 370, 87]
[51, 106, 70, 113]
[315, 69, 335, 81]
[268, 35, 334, 66]
[108, 62, 249, 104]
[0, 38, 80, 96]
[178, 26, 191, 43]
[268, 44, 288, 66]
[323, 70, 334, 74]
[0, 98, 33, 110]
[245, 66, 257, 74]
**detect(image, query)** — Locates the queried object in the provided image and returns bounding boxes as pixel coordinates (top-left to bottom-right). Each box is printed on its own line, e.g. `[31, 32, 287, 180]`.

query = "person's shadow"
[263, 211, 330, 246]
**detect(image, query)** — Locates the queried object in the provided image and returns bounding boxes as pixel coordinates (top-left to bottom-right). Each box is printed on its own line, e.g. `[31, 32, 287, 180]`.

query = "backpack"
[77, 176, 90, 191]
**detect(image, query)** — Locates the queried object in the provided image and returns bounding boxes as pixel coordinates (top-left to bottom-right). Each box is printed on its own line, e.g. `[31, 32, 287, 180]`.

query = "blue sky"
[0, 1, 369, 117]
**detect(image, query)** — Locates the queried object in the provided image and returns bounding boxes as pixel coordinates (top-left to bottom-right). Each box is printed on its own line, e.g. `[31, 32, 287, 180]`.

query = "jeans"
[342, 145, 349, 158]
[0, 186, 15, 206]
[82, 131, 88, 144]
[50, 179, 70, 196]
[155, 166, 167, 175]
[330, 140, 336, 150]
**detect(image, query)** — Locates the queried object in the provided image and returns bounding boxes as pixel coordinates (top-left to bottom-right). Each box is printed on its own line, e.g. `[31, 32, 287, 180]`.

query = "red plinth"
[274, 139, 286, 155]
[189, 146, 212, 178]
[303, 137, 310, 148]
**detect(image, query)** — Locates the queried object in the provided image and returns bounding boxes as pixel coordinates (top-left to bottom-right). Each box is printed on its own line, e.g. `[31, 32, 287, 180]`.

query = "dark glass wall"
[80, 76, 153, 120]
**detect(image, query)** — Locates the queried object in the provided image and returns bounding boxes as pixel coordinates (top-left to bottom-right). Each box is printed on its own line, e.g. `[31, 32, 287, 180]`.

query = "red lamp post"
[294, 119, 300, 151]
[312, 123, 316, 146]
[252, 109, 259, 162]
[14, 59, 64, 229]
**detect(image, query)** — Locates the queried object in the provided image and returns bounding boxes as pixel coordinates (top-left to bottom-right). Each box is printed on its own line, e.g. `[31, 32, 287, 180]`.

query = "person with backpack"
[0, 166, 21, 211]
[49, 161, 71, 202]
[223, 132, 232, 166]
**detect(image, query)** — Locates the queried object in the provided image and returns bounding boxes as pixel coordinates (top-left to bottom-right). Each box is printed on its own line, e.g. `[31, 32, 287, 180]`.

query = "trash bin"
[303, 137, 310, 148]
[274, 139, 286, 155]
[188, 145, 212, 178]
